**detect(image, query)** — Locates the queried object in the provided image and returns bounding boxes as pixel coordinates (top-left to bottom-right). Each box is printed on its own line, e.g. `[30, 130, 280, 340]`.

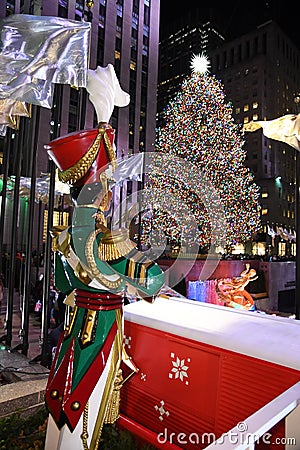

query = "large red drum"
[119, 296, 300, 449]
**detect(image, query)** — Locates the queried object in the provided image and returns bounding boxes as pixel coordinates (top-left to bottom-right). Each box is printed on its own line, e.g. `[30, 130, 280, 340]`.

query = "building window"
[130, 60, 136, 70]
[243, 104, 249, 112]
[237, 44, 242, 61]
[132, 14, 138, 29]
[223, 50, 227, 68]
[43, 210, 69, 242]
[127, 180, 133, 197]
[229, 48, 234, 65]
[68, 87, 79, 132]
[75, 0, 84, 20]
[261, 192, 268, 198]
[144, 6, 150, 27]
[116, 15, 122, 34]
[252, 242, 266, 256]
[262, 33, 267, 53]
[58, 0, 68, 18]
[278, 242, 286, 256]
[254, 37, 258, 55]
[116, 3, 123, 16]
[246, 41, 250, 58]
[232, 243, 245, 254]
[261, 208, 268, 215]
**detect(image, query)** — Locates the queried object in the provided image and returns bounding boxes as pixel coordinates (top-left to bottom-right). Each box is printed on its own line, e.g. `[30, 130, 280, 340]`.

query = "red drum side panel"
[215, 351, 297, 434]
[120, 321, 300, 449]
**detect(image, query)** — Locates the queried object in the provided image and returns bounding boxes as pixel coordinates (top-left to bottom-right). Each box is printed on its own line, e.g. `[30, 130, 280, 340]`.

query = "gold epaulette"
[97, 227, 136, 261]
[51, 225, 70, 253]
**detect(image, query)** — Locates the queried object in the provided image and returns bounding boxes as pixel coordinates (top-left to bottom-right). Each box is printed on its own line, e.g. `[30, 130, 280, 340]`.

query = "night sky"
[159, 1, 300, 49]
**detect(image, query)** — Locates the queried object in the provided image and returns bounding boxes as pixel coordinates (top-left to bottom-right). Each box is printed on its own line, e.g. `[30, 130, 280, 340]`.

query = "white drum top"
[124, 296, 300, 371]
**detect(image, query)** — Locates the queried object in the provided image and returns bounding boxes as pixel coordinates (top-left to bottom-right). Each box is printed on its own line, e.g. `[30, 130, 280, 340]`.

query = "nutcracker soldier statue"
[44, 64, 165, 450]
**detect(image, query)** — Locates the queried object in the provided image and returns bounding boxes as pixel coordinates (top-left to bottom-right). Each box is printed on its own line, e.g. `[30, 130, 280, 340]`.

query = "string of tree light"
[140, 56, 261, 251]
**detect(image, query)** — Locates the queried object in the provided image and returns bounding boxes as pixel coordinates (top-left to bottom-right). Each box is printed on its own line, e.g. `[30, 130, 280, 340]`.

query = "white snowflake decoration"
[123, 334, 132, 349]
[154, 400, 170, 421]
[190, 53, 210, 74]
[169, 352, 190, 385]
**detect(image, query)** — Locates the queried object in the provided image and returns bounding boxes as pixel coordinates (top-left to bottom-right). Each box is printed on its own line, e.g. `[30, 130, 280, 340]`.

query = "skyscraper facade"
[210, 20, 300, 256]
[0, 0, 160, 248]
[158, 20, 225, 127]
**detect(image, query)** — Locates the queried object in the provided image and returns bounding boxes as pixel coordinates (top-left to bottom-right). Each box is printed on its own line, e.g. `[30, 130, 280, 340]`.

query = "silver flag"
[0, 14, 91, 108]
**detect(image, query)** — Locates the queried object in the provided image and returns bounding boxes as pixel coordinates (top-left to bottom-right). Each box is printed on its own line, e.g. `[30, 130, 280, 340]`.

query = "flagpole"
[295, 94, 300, 319]
[41, 85, 62, 366]
[296, 153, 300, 319]
[5, 118, 24, 347]
[0, 129, 13, 345]
[18, 105, 40, 355]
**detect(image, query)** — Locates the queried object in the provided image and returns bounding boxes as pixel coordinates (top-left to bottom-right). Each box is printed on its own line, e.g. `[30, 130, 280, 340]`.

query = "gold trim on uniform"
[58, 127, 103, 185]
[97, 227, 136, 261]
[80, 309, 97, 346]
[138, 263, 147, 287]
[64, 291, 76, 307]
[56, 228, 122, 290]
[127, 260, 136, 279]
[127, 249, 146, 263]
[51, 226, 70, 253]
[64, 305, 77, 337]
[103, 368, 123, 424]
[74, 262, 93, 285]
[55, 230, 71, 258]
[102, 125, 116, 171]
[85, 229, 123, 289]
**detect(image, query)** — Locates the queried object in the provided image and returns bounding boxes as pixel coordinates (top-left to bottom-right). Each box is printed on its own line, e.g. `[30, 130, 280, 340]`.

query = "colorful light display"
[141, 68, 261, 250]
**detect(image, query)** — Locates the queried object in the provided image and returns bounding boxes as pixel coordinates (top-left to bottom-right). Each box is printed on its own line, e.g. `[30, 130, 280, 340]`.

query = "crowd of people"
[0, 250, 66, 368]
[220, 253, 296, 262]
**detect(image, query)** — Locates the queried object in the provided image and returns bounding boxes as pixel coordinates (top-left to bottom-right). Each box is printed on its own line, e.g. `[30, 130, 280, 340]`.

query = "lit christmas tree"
[141, 55, 261, 252]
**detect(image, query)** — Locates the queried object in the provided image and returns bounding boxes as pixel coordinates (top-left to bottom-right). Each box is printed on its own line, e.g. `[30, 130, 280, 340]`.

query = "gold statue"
[216, 264, 257, 310]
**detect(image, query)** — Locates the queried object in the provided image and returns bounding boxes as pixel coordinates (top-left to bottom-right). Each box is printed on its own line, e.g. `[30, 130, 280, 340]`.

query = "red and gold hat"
[45, 122, 116, 187]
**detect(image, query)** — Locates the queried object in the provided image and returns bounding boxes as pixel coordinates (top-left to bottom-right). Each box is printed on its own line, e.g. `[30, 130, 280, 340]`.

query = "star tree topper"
[190, 53, 211, 75]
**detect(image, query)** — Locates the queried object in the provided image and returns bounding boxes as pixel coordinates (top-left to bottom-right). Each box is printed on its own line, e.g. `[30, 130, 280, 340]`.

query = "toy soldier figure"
[44, 64, 165, 450]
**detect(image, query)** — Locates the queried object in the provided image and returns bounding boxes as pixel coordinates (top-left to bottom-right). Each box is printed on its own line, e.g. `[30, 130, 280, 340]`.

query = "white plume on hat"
[86, 64, 130, 123]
